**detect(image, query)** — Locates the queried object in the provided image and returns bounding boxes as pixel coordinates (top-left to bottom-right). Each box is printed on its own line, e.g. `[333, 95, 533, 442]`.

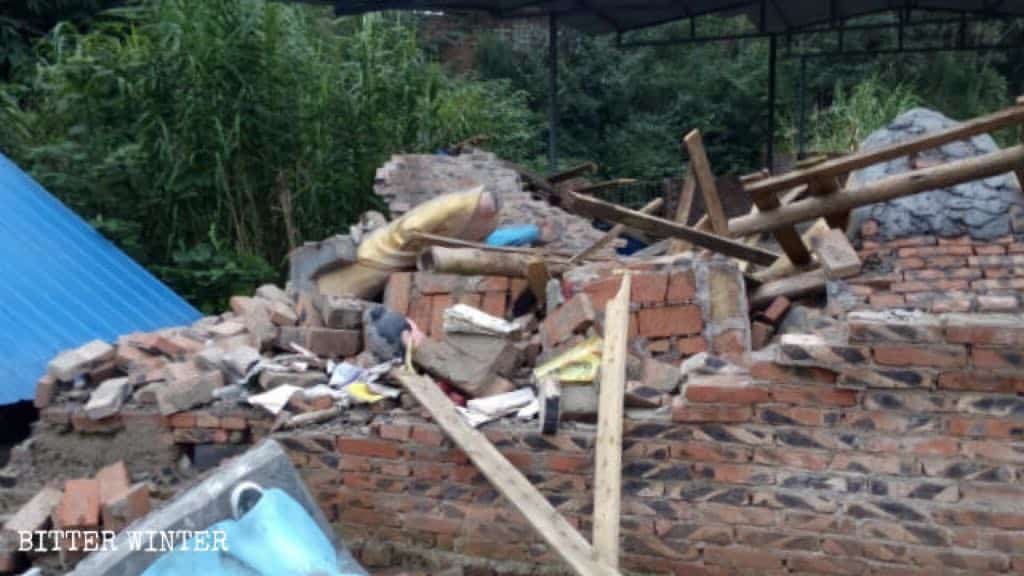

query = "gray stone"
[3, 485, 62, 532]
[258, 370, 327, 390]
[288, 235, 357, 294]
[223, 346, 261, 378]
[84, 377, 131, 420]
[319, 295, 367, 329]
[255, 284, 292, 306]
[850, 107, 1024, 241]
[194, 347, 224, 371]
[70, 440, 366, 576]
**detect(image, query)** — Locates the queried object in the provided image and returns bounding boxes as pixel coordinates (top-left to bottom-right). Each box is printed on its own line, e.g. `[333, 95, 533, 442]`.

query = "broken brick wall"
[32, 306, 1024, 575]
[840, 223, 1024, 314]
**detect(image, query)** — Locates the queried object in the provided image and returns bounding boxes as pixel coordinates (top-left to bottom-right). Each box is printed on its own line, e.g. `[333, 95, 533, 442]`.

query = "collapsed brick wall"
[33, 307, 1024, 575]
[843, 224, 1024, 313]
[383, 272, 528, 338]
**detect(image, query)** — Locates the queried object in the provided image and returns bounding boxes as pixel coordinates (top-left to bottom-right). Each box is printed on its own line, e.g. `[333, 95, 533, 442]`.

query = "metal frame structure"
[317, 1, 1024, 172]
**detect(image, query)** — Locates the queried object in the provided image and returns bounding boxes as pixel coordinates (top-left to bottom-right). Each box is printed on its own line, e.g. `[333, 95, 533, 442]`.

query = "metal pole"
[767, 34, 777, 171]
[548, 13, 559, 172]
[797, 54, 807, 158]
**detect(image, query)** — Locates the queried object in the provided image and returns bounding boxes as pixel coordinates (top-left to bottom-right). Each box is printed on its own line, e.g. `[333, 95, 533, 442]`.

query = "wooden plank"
[569, 198, 663, 264]
[749, 187, 811, 266]
[562, 191, 778, 266]
[526, 259, 549, 308]
[392, 369, 621, 576]
[745, 102, 1024, 198]
[669, 171, 697, 254]
[730, 145, 1024, 237]
[748, 268, 827, 308]
[592, 272, 630, 568]
[811, 228, 862, 279]
[574, 179, 637, 194]
[549, 162, 598, 184]
[808, 176, 849, 230]
[683, 130, 730, 236]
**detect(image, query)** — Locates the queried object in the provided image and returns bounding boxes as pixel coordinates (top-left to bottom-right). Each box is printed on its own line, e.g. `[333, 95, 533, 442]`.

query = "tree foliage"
[1, 0, 536, 311]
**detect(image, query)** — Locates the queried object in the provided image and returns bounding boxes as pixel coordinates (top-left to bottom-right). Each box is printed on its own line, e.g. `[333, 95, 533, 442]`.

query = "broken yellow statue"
[317, 186, 501, 298]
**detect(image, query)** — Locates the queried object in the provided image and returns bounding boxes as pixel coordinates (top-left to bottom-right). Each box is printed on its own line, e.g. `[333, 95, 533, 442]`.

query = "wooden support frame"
[592, 272, 630, 568]
[744, 100, 1024, 199]
[569, 198, 662, 264]
[730, 145, 1024, 237]
[683, 130, 730, 236]
[392, 369, 621, 576]
[749, 187, 811, 266]
[561, 191, 779, 266]
[669, 169, 697, 254]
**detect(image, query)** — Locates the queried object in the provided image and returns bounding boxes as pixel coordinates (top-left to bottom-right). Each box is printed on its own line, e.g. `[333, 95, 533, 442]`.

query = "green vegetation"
[1, 1, 534, 311]
[2, 4, 1021, 310]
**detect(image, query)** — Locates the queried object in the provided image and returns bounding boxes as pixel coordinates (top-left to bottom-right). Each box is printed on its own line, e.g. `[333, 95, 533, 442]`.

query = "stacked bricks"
[562, 253, 751, 363]
[383, 272, 526, 338]
[846, 221, 1024, 313]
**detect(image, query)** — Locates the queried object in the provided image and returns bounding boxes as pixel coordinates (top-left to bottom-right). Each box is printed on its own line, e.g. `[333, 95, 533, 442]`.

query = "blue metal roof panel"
[0, 152, 201, 404]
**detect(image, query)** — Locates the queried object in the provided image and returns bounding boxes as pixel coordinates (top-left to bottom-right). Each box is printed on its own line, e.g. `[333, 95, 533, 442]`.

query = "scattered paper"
[247, 385, 303, 415]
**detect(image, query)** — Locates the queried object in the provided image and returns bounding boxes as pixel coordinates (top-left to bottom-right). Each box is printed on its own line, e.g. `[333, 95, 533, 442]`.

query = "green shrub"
[807, 75, 921, 153]
[1, 1, 536, 312]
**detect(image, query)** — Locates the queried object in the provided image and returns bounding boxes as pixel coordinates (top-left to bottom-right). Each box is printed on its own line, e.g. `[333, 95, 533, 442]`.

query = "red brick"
[337, 438, 401, 459]
[34, 375, 56, 409]
[675, 335, 708, 356]
[666, 271, 697, 302]
[757, 405, 831, 426]
[787, 554, 869, 575]
[429, 295, 453, 338]
[703, 545, 785, 569]
[221, 415, 248, 430]
[456, 293, 482, 309]
[972, 347, 1024, 370]
[406, 295, 432, 335]
[750, 321, 775, 350]
[382, 272, 412, 315]
[411, 425, 446, 446]
[712, 329, 747, 360]
[947, 415, 1024, 439]
[193, 411, 220, 428]
[59, 478, 100, 528]
[669, 441, 751, 463]
[671, 398, 752, 423]
[545, 453, 590, 473]
[480, 291, 506, 318]
[904, 437, 958, 456]
[376, 423, 412, 442]
[978, 295, 1019, 311]
[750, 362, 837, 385]
[630, 272, 668, 306]
[770, 384, 856, 407]
[870, 293, 906, 307]
[938, 371, 1024, 393]
[873, 344, 967, 368]
[479, 276, 510, 292]
[166, 411, 196, 428]
[581, 275, 621, 310]
[758, 296, 791, 326]
[541, 292, 595, 347]
[891, 281, 931, 293]
[693, 463, 774, 485]
[95, 461, 131, 506]
[636, 305, 702, 339]
[684, 377, 770, 405]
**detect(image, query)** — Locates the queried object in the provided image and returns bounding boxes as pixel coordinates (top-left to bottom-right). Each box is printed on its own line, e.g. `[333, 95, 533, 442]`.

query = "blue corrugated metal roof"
[0, 152, 201, 404]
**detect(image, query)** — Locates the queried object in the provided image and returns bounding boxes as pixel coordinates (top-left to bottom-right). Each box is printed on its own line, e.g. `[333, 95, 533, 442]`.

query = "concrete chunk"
[222, 346, 261, 378]
[255, 284, 292, 306]
[101, 483, 151, 533]
[288, 235, 357, 294]
[58, 478, 100, 528]
[155, 370, 223, 415]
[812, 228, 862, 279]
[318, 295, 367, 329]
[84, 377, 131, 420]
[3, 486, 62, 532]
[47, 339, 115, 382]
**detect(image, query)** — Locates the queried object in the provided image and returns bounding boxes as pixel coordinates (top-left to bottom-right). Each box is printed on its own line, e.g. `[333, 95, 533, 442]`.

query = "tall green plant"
[807, 76, 921, 153]
[2, 1, 536, 311]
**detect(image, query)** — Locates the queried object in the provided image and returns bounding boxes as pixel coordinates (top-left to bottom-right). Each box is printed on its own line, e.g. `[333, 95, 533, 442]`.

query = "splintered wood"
[811, 228, 862, 279]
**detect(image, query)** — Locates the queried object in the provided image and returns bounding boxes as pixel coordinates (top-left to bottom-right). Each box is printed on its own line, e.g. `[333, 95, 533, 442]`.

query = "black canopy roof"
[330, 0, 1024, 34]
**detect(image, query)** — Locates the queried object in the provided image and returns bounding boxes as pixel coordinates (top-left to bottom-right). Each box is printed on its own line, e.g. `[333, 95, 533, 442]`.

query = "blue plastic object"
[0, 152, 200, 404]
[142, 488, 357, 576]
[485, 224, 541, 247]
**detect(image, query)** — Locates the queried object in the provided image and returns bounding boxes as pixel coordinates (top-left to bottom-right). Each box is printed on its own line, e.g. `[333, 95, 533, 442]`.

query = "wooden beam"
[569, 198, 662, 264]
[749, 187, 811, 266]
[730, 145, 1024, 237]
[574, 179, 638, 194]
[392, 369, 621, 576]
[748, 268, 827, 308]
[669, 171, 697, 254]
[808, 176, 849, 230]
[1017, 96, 1024, 192]
[592, 272, 630, 568]
[562, 191, 779, 266]
[684, 130, 730, 236]
[811, 228, 862, 279]
[745, 101, 1024, 198]
[549, 162, 598, 184]
[418, 246, 571, 277]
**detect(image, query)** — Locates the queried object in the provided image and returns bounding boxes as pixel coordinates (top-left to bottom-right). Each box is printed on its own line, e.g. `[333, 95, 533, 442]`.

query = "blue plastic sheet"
[142, 488, 359, 576]
[486, 224, 541, 247]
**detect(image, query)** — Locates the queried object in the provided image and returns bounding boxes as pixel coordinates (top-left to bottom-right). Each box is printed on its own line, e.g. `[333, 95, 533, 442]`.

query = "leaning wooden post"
[683, 130, 730, 236]
[569, 198, 663, 264]
[392, 369, 621, 576]
[592, 272, 630, 568]
[669, 169, 697, 254]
